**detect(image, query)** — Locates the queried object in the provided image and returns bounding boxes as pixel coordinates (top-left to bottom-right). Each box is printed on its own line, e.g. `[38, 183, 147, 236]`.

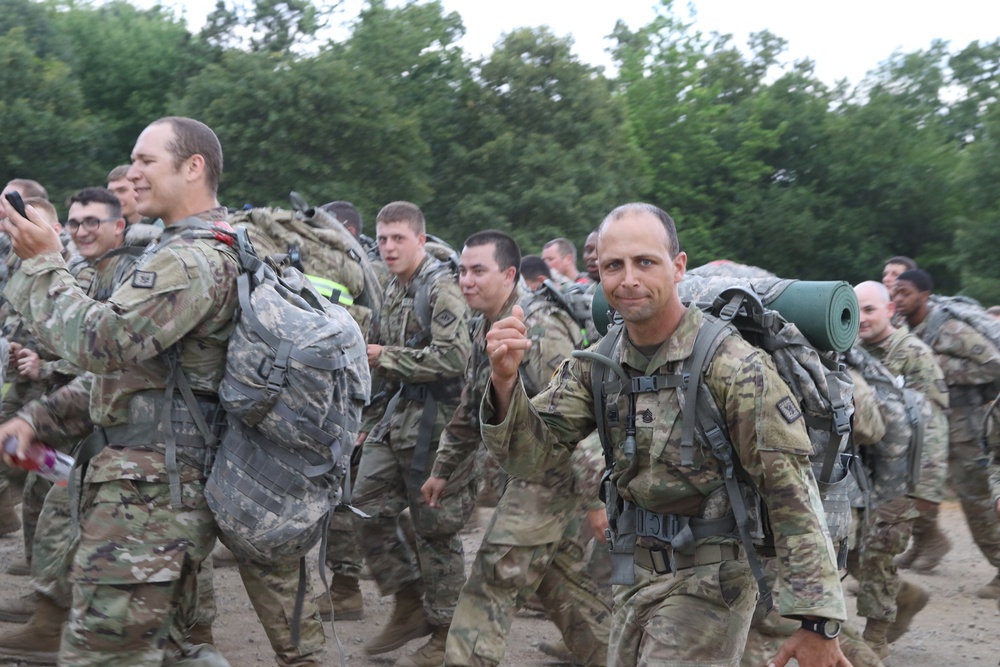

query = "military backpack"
[842, 344, 928, 506]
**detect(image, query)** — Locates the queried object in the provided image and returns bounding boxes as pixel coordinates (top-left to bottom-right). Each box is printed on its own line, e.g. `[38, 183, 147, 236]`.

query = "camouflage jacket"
[431, 286, 602, 503]
[913, 308, 1000, 442]
[11, 208, 239, 483]
[863, 327, 950, 503]
[481, 305, 846, 621]
[363, 254, 471, 448]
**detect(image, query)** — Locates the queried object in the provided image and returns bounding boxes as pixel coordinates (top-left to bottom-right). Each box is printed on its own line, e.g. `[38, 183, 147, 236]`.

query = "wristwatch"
[800, 617, 842, 639]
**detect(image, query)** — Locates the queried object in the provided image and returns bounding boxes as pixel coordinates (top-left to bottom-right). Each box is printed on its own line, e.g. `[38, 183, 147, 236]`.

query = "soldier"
[0, 117, 292, 667]
[893, 269, 1000, 598]
[851, 281, 949, 656]
[354, 201, 474, 665]
[583, 229, 600, 283]
[881, 256, 916, 294]
[542, 237, 590, 287]
[519, 254, 551, 292]
[480, 203, 850, 667]
[422, 230, 610, 667]
[0, 187, 171, 662]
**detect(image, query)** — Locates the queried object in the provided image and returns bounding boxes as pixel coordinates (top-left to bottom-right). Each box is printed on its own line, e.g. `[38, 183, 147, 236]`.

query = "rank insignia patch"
[640, 408, 654, 424]
[776, 397, 802, 424]
[433, 310, 457, 327]
[132, 271, 157, 289]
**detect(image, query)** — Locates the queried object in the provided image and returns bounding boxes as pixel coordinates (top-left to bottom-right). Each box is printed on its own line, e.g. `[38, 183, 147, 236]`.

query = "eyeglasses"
[65, 217, 117, 233]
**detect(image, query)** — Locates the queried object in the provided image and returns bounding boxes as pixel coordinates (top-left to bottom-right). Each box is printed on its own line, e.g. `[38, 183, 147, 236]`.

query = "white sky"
[161, 0, 1000, 85]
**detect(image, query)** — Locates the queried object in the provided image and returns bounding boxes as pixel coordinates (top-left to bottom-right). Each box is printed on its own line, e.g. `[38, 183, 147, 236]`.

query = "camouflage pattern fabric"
[913, 310, 1000, 571]
[481, 306, 847, 665]
[847, 498, 915, 622]
[741, 559, 884, 667]
[440, 287, 609, 666]
[5, 209, 241, 665]
[355, 253, 472, 626]
[860, 327, 950, 505]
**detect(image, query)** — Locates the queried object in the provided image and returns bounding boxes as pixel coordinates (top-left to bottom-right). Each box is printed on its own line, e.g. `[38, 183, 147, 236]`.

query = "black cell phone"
[4, 192, 26, 218]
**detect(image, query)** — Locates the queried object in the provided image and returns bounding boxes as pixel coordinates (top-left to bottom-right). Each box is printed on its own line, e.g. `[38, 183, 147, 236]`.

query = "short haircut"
[884, 255, 917, 270]
[855, 280, 891, 303]
[25, 197, 57, 226]
[106, 164, 130, 183]
[67, 187, 122, 220]
[465, 230, 521, 282]
[149, 117, 223, 194]
[600, 202, 681, 258]
[321, 201, 362, 235]
[543, 237, 576, 261]
[896, 268, 933, 293]
[376, 201, 425, 235]
[987, 306, 1000, 317]
[6, 179, 48, 200]
[520, 255, 550, 282]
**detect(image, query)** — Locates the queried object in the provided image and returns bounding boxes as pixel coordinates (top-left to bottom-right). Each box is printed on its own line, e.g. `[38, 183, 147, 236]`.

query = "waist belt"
[634, 543, 743, 574]
[634, 505, 738, 546]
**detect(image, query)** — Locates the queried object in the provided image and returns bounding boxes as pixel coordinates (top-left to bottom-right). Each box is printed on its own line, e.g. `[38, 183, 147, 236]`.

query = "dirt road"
[0, 501, 996, 665]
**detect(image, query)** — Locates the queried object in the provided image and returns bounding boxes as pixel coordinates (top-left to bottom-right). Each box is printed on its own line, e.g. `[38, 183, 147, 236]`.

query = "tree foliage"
[0, 0, 997, 300]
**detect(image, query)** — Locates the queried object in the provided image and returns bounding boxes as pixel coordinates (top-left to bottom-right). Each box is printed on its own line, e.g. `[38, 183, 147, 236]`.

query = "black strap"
[407, 393, 439, 493]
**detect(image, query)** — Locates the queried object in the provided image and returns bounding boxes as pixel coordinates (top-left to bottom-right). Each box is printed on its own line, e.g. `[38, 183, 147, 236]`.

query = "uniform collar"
[619, 306, 702, 373]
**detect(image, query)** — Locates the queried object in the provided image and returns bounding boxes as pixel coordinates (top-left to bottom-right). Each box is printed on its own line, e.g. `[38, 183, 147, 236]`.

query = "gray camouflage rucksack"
[205, 228, 370, 565]
[923, 294, 1000, 398]
[842, 345, 928, 506]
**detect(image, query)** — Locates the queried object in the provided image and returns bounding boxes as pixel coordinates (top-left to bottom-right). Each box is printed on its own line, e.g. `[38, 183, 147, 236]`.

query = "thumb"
[511, 304, 525, 322]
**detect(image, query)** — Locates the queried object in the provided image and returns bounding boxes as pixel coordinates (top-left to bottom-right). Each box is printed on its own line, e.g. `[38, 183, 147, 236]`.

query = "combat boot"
[887, 580, 929, 643]
[313, 573, 363, 621]
[975, 574, 1000, 599]
[187, 621, 215, 645]
[0, 481, 21, 536]
[862, 618, 891, 662]
[364, 583, 431, 655]
[0, 594, 68, 665]
[0, 591, 39, 624]
[394, 623, 448, 667]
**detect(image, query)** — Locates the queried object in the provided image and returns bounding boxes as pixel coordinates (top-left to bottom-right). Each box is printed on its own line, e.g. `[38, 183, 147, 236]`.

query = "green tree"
[0, 27, 107, 201]
[437, 26, 643, 250]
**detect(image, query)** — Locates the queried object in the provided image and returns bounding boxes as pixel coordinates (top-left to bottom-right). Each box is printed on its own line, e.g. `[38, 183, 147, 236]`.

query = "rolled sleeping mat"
[591, 285, 615, 337]
[765, 280, 859, 352]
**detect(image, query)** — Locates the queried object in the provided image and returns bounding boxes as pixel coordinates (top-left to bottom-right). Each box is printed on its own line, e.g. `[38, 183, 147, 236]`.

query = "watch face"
[822, 620, 842, 639]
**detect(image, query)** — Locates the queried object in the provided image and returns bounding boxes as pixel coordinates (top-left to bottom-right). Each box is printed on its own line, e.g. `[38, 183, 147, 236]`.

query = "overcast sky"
[163, 0, 1000, 85]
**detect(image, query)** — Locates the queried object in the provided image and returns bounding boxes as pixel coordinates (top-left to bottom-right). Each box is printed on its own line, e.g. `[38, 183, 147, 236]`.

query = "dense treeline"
[2, 0, 999, 300]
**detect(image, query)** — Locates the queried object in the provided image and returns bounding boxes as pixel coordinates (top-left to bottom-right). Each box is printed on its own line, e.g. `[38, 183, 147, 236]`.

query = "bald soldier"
[850, 281, 949, 656]
[480, 202, 849, 667]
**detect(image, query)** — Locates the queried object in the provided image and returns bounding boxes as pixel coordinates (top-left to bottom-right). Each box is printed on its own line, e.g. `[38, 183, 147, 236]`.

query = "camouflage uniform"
[481, 306, 847, 666]
[849, 328, 949, 621]
[913, 310, 1000, 573]
[354, 255, 473, 628]
[6, 209, 243, 667]
[436, 287, 611, 667]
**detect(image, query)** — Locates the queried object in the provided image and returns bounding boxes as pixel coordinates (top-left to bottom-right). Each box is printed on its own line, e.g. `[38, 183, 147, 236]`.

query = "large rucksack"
[842, 345, 928, 506]
[525, 279, 592, 348]
[203, 227, 371, 565]
[583, 281, 859, 609]
[226, 193, 383, 337]
[922, 294, 1000, 399]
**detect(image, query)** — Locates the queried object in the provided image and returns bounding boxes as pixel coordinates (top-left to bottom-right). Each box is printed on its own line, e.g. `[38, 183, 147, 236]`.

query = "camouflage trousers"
[950, 438, 1000, 570]
[323, 504, 364, 578]
[847, 497, 915, 622]
[475, 443, 507, 508]
[60, 478, 217, 667]
[233, 557, 326, 666]
[611, 551, 756, 666]
[22, 471, 52, 564]
[31, 478, 75, 607]
[354, 438, 476, 627]
[444, 477, 611, 667]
